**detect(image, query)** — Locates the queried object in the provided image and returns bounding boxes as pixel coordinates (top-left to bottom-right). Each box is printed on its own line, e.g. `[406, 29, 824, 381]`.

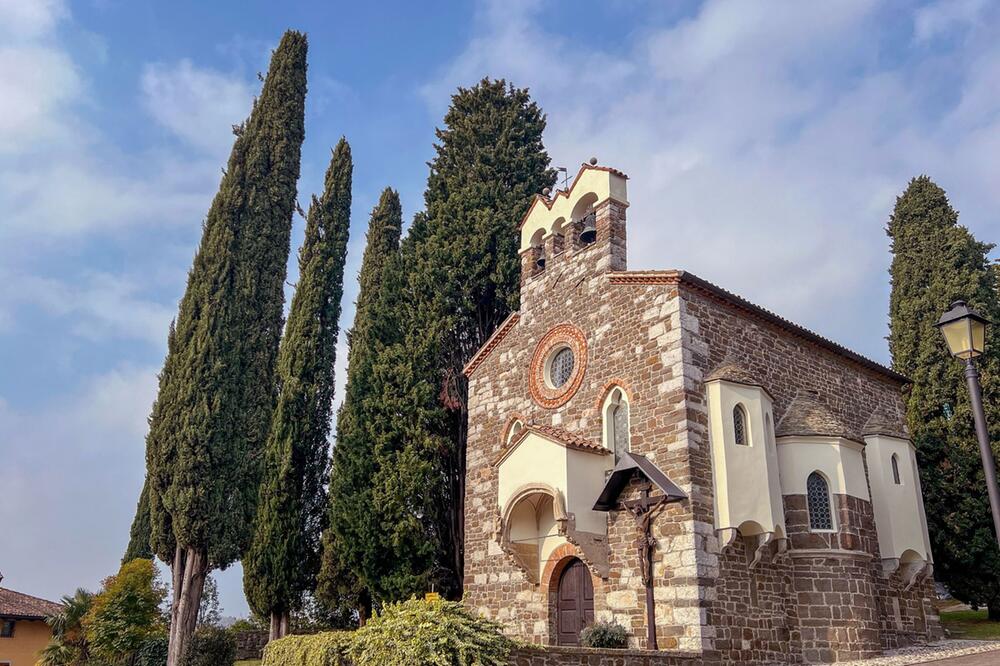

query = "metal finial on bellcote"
[589, 157, 598, 165]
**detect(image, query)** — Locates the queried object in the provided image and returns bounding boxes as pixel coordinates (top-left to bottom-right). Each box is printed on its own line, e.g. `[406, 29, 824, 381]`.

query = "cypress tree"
[244, 139, 352, 640]
[887, 175, 1000, 618]
[317, 188, 402, 620]
[360, 79, 554, 599]
[144, 31, 307, 665]
[122, 478, 153, 564]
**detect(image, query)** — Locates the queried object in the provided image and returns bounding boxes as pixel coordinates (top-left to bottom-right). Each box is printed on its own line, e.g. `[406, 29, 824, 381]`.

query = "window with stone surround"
[891, 453, 901, 485]
[548, 347, 575, 388]
[506, 419, 524, 446]
[807, 472, 834, 531]
[733, 404, 749, 446]
[603, 387, 630, 463]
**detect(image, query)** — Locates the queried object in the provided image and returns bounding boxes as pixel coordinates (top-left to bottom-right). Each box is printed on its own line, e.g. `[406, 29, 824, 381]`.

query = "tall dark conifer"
[358, 79, 554, 599]
[317, 188, 402, 619]
[887, 175, 1000, 618]
[144, 31, 307, 665]
[122, 478, 153, 564]
[244, 139, 352, 640]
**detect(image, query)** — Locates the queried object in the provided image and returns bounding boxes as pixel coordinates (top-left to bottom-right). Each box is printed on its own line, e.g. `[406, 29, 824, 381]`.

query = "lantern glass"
[940, 314, 986, 359]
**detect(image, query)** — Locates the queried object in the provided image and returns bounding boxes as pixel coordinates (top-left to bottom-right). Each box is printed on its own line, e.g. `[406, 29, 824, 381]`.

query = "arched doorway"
[556, 558, 594, 645]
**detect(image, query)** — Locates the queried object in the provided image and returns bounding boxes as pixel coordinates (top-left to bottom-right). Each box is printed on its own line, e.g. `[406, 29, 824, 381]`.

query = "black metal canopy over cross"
[593, 452, 687, 650]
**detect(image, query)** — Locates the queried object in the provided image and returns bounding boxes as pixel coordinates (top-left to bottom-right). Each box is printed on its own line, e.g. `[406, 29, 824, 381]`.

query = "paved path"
[918, 649, 1000, 665]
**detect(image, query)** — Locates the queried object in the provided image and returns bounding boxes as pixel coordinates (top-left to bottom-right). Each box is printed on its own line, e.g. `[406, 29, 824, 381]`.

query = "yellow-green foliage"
[262, 631, 354, 666]
[262, 600, 513, 666]
[349, 598, 514, 665]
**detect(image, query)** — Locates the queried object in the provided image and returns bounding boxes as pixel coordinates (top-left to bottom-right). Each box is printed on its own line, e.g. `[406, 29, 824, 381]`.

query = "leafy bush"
[261, 631, 354, 666]
[350, 598, 514, 665]
[85, 559, 167, 662]
[184, 626, 236, 666]
[133, 636, 168, 666]
[580, 620, 629, 649]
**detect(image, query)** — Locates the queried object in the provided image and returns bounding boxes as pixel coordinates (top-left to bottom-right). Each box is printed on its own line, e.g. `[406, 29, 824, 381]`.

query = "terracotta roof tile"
[492, 423, 608, 466]
[776, 391, 861, 442]
[528, 424, 607, 454]
[0, 587, 62, 620]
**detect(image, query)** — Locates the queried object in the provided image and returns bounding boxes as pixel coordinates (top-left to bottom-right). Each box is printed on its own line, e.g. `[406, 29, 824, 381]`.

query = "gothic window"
[807, 472, 834, 531]
[603, 387, 631, 462]
[549, 347, 575, 388]
[733, 404, 748, 446]
[891, 453, 901, 485]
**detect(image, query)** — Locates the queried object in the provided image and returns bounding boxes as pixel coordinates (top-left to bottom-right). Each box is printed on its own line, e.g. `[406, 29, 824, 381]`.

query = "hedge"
[261, 599, 514, 666]
[262, 631, 354, 666]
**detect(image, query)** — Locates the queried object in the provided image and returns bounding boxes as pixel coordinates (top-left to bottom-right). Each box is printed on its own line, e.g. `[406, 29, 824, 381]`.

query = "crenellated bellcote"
[519, 163, 628, 285]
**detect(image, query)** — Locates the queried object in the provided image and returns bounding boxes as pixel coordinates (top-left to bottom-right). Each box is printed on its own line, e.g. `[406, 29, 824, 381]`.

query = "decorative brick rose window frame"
[529, 323, 588, 409]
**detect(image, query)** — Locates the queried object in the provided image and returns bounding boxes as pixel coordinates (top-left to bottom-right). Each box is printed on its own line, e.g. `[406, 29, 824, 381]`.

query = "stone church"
[461, 162, 941, 664]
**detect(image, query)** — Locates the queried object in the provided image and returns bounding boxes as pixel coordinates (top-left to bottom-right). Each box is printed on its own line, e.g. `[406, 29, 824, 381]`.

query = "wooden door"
[556, 558, 595, 645]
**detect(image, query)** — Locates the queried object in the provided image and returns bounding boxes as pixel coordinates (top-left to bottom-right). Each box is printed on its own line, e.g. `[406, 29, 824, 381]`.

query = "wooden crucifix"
[621, 482, 668, 650]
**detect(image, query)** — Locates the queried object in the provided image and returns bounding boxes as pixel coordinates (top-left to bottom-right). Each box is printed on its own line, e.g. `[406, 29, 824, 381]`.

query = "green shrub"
[133, 635, 168, 666]
[580, 620, 628, 649]
[350, 598, 514, 665]
[261, 631, 354, 666]
[184, 626, 235, 666]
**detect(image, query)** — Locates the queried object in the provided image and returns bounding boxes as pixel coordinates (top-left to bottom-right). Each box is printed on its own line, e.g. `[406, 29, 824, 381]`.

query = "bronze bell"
[536, 255, 546, 269]
[580, 212, 597, 244]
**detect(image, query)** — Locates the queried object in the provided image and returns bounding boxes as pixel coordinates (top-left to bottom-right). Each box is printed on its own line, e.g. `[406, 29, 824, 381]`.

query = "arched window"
[506, 419, 524, 446]
[891, 454, 901, 485]
[733, 404, 748, 446]
[806, 472, 834, 531]
[603, 387, 630, 463]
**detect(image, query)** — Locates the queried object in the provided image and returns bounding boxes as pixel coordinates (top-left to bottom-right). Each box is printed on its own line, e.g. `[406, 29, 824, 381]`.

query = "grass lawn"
[234, 661, 261, 665]
[939, 609, 1000, 639]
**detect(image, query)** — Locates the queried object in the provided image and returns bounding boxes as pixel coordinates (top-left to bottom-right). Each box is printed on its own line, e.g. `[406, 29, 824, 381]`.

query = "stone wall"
[510, 646, 708, 666]
[465, 199, 705, 650]
[234, 630, 268, 661]
[680, 283, 941, 661]
[464, 192, 940, 662]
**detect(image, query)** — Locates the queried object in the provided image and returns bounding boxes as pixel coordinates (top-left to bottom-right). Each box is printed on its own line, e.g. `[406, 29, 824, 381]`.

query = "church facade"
[461, 163, 941, 664]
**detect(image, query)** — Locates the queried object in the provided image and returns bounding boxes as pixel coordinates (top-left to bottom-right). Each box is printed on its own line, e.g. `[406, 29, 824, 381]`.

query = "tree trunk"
[989, 603, 1000, 621]
[166, 545, 208, 666]
[269, 611, 291, 641]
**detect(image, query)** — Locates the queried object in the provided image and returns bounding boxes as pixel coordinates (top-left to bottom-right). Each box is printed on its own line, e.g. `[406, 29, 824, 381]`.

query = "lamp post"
[936, 300, 1000, 549]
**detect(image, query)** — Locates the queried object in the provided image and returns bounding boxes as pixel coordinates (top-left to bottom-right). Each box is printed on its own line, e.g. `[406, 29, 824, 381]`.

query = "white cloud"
[0, 0, 67, 40]
[422, 0, 1000, 362]
[141, 60, 254, 156]
[1, 271, 175, 346]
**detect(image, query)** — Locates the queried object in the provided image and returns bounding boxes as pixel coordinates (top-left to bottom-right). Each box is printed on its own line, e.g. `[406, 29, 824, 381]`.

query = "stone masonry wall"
[464, 200, 705, 650]
[678, 283, 941, 661]
[465, 194, 939, 661]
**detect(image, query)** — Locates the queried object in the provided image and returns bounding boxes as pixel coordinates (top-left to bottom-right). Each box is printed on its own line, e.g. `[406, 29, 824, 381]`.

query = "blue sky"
[2, 0, 999, 618]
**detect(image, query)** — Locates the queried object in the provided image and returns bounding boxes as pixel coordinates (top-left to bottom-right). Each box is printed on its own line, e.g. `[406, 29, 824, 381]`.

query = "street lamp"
[936, 300, 1000, 549]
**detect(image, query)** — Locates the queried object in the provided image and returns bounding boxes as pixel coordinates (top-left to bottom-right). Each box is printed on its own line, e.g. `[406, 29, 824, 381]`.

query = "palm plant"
[40, 588, 93, 665]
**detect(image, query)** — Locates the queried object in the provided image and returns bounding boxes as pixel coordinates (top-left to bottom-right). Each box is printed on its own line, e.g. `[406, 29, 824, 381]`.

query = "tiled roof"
[492, 423, 608, 467]
[863, 406, 909, 439]
[0, 587, 62, 620]
[705, 362, 761, 387]
[776, 391, 861, 442]
[528, 424, 607, 454]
